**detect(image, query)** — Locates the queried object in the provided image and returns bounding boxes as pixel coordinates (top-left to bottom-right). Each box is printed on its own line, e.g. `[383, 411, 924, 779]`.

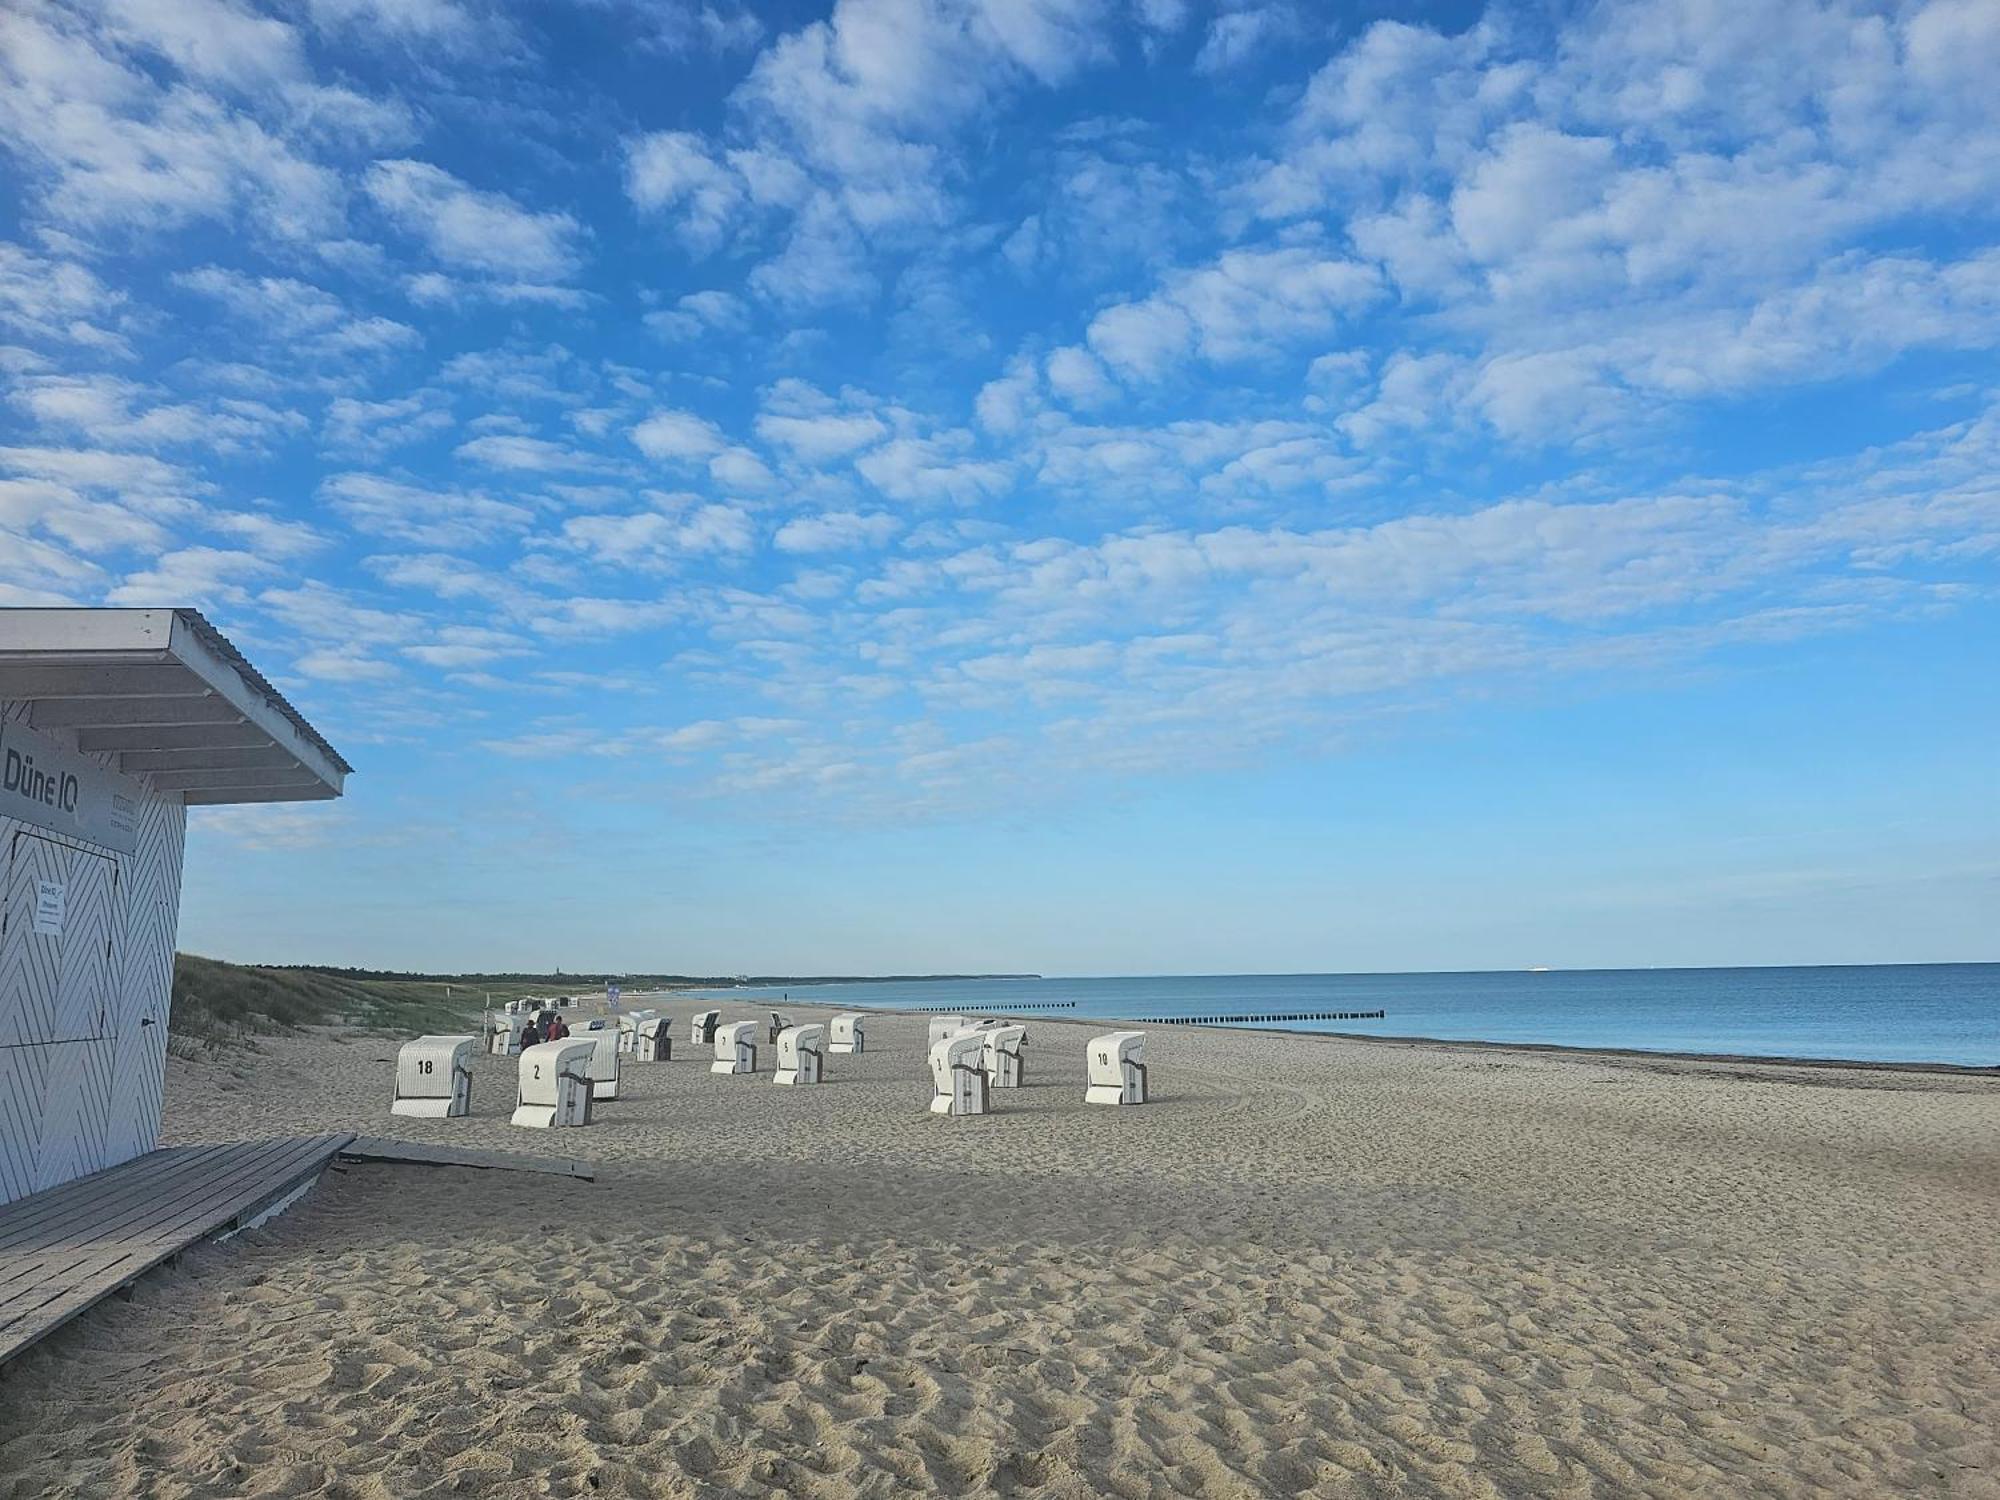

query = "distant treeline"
[264, 965, 1042, 987]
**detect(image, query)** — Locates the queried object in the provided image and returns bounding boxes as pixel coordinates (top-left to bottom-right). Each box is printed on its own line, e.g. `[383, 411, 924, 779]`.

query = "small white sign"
[32, 880, 66, 936]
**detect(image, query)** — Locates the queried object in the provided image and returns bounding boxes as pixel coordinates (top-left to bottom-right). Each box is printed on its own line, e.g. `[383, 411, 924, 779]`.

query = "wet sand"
[1, 1004, 1994, 1497]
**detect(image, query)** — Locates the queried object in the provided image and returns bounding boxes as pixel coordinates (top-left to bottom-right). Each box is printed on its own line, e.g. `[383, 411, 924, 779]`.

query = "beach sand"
[1, 1006, 1995, 1497]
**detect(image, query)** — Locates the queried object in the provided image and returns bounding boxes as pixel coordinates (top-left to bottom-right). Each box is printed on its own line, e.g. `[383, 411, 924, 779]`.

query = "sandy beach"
[1, 1004, 1995, 1498]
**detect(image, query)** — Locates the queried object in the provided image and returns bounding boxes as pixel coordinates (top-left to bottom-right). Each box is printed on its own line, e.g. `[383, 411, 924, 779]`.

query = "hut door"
[0, 831, 119, 1046]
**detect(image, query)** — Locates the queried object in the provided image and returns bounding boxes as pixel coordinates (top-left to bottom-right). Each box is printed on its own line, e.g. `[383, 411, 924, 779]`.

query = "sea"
[687, 964, 2000, 1068]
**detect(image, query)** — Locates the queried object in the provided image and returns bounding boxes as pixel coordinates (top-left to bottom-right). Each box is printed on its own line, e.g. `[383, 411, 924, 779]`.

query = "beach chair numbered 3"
[929, 1032, 991, 1115]
[511, 1039, 597, 1128]
[391, 1034, 478, 1118]
[774, 1024, 824, 1086]
[1085, 1031, 1148, 1106]
[712, 1020, 759, 1074]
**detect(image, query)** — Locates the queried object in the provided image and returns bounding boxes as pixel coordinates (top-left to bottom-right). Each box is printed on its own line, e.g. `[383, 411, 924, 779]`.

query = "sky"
[1, 0, 1996, 976]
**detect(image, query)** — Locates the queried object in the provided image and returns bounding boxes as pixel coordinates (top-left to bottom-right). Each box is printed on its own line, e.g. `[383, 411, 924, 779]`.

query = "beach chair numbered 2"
[391, 1034, 478, 1118]
[712, 1020, 759, 1074]
[511, 1039, 597, 1129]
[773, 1023, 825, 1086]
[929, 1032, 991, 1116]
[1084, 1031, 1148, 1106]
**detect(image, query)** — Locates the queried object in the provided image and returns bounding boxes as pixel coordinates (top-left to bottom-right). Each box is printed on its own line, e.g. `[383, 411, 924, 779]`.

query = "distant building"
[0, 609, 348, 1205]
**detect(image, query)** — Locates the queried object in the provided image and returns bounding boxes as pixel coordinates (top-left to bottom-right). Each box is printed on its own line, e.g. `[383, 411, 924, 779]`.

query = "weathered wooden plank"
[0, 1134, 354, 1369]
[340, 1136, 595, 1181]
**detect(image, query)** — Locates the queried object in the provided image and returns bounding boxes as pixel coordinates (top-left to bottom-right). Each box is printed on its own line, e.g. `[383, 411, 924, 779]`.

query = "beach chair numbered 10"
[828, 1012, 866, 1054]
[774, 1023, 825, 1086]
[983, 1023, 1027, 1089]
[712, 1019, 759, 1074]
[390, 1034, 477, 1118]
[929, 1031, 991, 1116]
[1085, 1031, 1148, 1106]
[927, 1014, 969, 1048]
[635, 1014, 673, 1062]
[585, 1029, 622, 1102]
[689, 1009, 721, 1048]
[511, 1038, 597, 1128]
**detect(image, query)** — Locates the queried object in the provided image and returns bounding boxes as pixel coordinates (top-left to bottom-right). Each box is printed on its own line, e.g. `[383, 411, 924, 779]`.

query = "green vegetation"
[169, 955, 552, 1057]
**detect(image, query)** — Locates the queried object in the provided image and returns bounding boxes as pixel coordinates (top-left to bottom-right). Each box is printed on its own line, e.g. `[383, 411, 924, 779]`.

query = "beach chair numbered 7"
[712, 1020, 759, 1074]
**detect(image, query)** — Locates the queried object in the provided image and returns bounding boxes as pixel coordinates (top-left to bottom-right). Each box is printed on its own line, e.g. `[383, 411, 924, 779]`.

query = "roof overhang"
[0, 608, 349, 805]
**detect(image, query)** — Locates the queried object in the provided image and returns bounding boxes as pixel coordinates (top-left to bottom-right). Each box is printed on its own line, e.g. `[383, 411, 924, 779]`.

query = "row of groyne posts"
[980, 1002, 1388, 1025]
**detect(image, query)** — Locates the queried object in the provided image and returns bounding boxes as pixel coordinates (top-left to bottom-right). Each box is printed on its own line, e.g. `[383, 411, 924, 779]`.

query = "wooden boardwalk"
[0, 1133, 354, 1369]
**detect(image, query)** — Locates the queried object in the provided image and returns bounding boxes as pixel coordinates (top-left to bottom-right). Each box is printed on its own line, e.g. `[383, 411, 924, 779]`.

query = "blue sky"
[2, 0, 1996, 974]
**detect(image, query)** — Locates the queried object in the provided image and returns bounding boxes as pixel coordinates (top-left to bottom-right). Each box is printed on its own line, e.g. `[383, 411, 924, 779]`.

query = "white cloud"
[755, 408, 887, 461]
[320, 472, 534, 548]
[631, 408, 727, 462]
[773, 509, 900, 551]
[105, 545, 270, 606]
[454, 434, 603, 472]
[364, 159, 583, 282]
[855, 432, 1010, 505]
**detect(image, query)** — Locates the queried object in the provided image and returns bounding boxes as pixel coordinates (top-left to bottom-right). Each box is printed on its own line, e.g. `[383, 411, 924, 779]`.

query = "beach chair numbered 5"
[774, 1024, 825, 1086]
[929, 1032, 991, 1115]
[1085, 1031, 1148, 1106]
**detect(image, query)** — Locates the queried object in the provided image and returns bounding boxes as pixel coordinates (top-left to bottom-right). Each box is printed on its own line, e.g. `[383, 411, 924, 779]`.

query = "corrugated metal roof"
[174, 609, 354, 774]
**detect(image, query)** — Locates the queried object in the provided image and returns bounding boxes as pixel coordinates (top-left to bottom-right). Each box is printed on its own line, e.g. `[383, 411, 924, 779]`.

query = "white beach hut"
[390, 1034, 477, 1118]
[928, 1031, 990, 1116]
[0, 608, 348, 1206]
[1085, 1031, 1147, 1105]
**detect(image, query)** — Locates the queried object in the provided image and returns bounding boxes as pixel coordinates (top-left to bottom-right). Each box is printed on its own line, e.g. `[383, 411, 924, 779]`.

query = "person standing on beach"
[520, 1015, 544, 1048]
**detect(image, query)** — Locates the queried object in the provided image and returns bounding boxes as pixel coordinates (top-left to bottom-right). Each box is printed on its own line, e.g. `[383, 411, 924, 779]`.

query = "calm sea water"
[689, 965, 2000, 1067]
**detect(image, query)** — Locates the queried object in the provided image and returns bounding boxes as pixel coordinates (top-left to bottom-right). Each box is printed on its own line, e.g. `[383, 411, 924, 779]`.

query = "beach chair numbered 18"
[929, 1031, 991, 1116]
[983, 1024, 1027, 1089]
[689, 1009, 721, 1048]
[712, 1020, 759, 1074]
[774, 1023, 825, 1086]
[511, 1039, 597, 1128]
[391, 1034, 477, 1118]
[1085, 1031, 1147, 1106]
[635, 1014, 673, 1062]
[828, 1012, 866, 1054]
[586, 1030, 622, 1102]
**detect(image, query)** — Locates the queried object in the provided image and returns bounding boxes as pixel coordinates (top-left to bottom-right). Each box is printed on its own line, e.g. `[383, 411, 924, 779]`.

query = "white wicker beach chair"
[712, 1019, 759, 1074]
[929, 1031, 991, 1115]
[774, 1023, 825, 1086]
[1085, 1030, 1147, 1105]
[391, 1034, 477, 1118]
[828, 1012, 867, 1054]
[982, 1023, 1027, 1089]
[511, 1038, 597, 1128]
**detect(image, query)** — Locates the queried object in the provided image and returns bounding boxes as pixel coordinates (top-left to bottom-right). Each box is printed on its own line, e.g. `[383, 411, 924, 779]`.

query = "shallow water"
[690, 963, 2000, 1067]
